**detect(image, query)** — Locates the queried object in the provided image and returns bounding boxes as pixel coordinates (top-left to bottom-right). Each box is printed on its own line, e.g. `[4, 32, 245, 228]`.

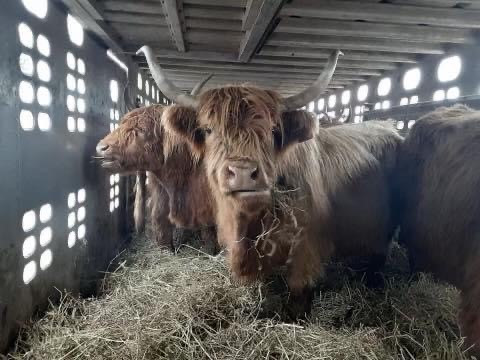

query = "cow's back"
[397, 105, 480, 288]
[278, 121, 402, 260]
[322, 121, 402, 257]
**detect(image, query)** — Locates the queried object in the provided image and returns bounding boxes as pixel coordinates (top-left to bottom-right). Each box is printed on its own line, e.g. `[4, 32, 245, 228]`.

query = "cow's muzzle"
[95, 141, 119, 169]
[221, 160, 269, 196]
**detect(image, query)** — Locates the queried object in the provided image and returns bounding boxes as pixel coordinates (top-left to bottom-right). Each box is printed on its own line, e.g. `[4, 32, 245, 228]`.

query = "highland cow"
[96, 102, 218, 254]
[396, 104, 480, 354]
[139, 45, 402, 316]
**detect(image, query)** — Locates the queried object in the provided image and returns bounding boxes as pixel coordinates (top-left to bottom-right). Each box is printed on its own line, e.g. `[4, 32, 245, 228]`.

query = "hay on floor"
[8, 239, 470, 360]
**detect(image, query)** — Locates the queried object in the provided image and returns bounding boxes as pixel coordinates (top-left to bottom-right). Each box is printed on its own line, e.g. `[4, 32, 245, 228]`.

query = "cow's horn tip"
[136, 46, 147, 56]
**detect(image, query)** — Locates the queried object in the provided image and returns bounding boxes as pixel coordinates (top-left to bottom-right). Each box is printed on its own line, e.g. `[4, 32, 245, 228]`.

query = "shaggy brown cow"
[129, 74, 213, 237]
[139, 45, 402, 316]
[96, 104, 218, 253]
[396, 104, 480, 354]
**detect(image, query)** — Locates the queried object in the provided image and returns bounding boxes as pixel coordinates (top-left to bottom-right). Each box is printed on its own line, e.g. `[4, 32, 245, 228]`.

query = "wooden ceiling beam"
[138, 59, 383, 76]
[251, 57, 398, 70]
[386, 0, 480, 9]
[187, 18, 241, 31]
[242, 0, 263, 31]
[268, 33, 445, 54]
[259, 46, 418, 63]
[160, 0, 186, 52]
[99, 1, 163, 14]
[239, 0, 283, 62]
[136, 56, 390, 72]
[277, 17, 474, 44]
[281, 0, 480, 28]
[126, 48, 239, 62]
[183, 0, 248, 7]
[186, 29, 244, 44]
[155, 72, 356, 84]
[183, 7, 243, 20]
[161, 78, 345, 91]
[140, 64, 380, 78]
[110, 24, 172, 43]
[103, 12, 168, 26]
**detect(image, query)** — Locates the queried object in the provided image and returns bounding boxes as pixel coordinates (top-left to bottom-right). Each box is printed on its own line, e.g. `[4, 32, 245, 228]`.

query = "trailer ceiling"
[65, 0, 480, 96]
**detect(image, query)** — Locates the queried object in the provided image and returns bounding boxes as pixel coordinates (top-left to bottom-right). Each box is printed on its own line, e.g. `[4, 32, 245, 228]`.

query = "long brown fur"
[396, 104, 480, 354]
[134, 171, 147, 234]
[97, 105, 217, 253]
[164, 85, 402, 315]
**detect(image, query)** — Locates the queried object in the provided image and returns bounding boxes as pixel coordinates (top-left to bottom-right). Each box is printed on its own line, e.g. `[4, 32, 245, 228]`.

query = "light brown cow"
[396, 104, 480, 355]
[128, 74, 213, 238]
[139, 45, 402, 316]
[96, 104, 218, 253]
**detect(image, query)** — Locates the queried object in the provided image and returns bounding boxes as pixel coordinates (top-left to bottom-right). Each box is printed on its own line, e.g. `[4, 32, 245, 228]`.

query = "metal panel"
[319, 43, 480, 128]
[0, 1, 134, 352]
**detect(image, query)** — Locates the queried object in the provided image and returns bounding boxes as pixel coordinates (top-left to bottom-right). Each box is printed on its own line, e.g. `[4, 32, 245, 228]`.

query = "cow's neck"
[151, 163, 215, 229]
[216, 202, 271, 281]
[215, 183, 303, 278]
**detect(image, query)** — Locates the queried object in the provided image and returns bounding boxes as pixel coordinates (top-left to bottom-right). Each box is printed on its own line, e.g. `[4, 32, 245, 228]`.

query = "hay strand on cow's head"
[9, 239, 469, 360]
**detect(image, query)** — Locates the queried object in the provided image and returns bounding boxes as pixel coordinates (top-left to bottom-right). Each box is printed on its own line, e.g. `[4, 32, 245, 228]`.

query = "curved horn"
[190, 73, 213, 96]
[123, 83, 136, 111]
[283, 50, 342, 111]
[136, 46, 198, 108]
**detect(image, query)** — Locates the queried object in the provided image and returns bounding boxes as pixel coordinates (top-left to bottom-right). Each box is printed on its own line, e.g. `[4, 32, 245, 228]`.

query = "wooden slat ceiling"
[91, 0, 480, 95]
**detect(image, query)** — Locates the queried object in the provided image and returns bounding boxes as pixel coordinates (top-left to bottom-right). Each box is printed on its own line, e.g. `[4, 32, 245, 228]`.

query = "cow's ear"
[275, 110, 317, 152]
[162, 105, 205, 152]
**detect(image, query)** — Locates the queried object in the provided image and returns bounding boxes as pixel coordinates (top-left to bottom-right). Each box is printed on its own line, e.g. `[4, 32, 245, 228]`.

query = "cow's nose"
[223, 160, 263, 192]
[228, 165, 258, 180]
[96, 143, 109, 154]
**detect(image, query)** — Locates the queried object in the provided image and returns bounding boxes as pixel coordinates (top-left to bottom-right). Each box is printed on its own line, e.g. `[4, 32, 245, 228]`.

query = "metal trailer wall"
[321, 44, 480, 131]
[0, 0, 161, 353]
[1, 0, 479, 354]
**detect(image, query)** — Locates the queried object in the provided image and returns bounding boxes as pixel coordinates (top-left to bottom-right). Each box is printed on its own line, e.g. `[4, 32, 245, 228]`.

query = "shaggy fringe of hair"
[121, 105, 201, 166]
[161, 105, 202, 165]
[197, 86, 283, 138]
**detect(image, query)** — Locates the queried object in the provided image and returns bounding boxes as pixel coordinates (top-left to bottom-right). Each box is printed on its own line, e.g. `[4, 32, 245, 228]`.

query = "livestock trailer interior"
[1, 0, 480, 357]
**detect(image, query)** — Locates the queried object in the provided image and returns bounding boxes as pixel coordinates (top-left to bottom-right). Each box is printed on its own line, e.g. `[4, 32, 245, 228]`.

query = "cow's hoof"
[284, 287, 314, 322]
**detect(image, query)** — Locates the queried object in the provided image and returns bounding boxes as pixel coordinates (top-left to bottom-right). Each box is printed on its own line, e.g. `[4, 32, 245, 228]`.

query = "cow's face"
[164, 86, 316, 215]
[96, 105, 164, 173]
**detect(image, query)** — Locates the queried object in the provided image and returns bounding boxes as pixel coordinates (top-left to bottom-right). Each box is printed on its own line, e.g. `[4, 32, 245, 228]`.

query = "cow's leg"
[364, 252, 387, 288]
[228, 236, 261, 284]
[285, 233, 331, 320]
[172, 228, 195, 250]
[200, 226, 219, 255]
[150, 185, 174, 251]
[217, 209, 262, 283]
[133, 171, 147, 234]
[286, 286, 315, 321]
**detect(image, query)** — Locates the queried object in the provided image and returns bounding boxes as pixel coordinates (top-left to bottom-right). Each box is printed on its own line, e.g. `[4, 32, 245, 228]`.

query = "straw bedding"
[8, 238, 470, 360]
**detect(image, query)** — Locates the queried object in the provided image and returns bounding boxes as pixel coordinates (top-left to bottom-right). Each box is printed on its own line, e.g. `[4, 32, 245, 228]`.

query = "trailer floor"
[8, 237, 469, 359]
